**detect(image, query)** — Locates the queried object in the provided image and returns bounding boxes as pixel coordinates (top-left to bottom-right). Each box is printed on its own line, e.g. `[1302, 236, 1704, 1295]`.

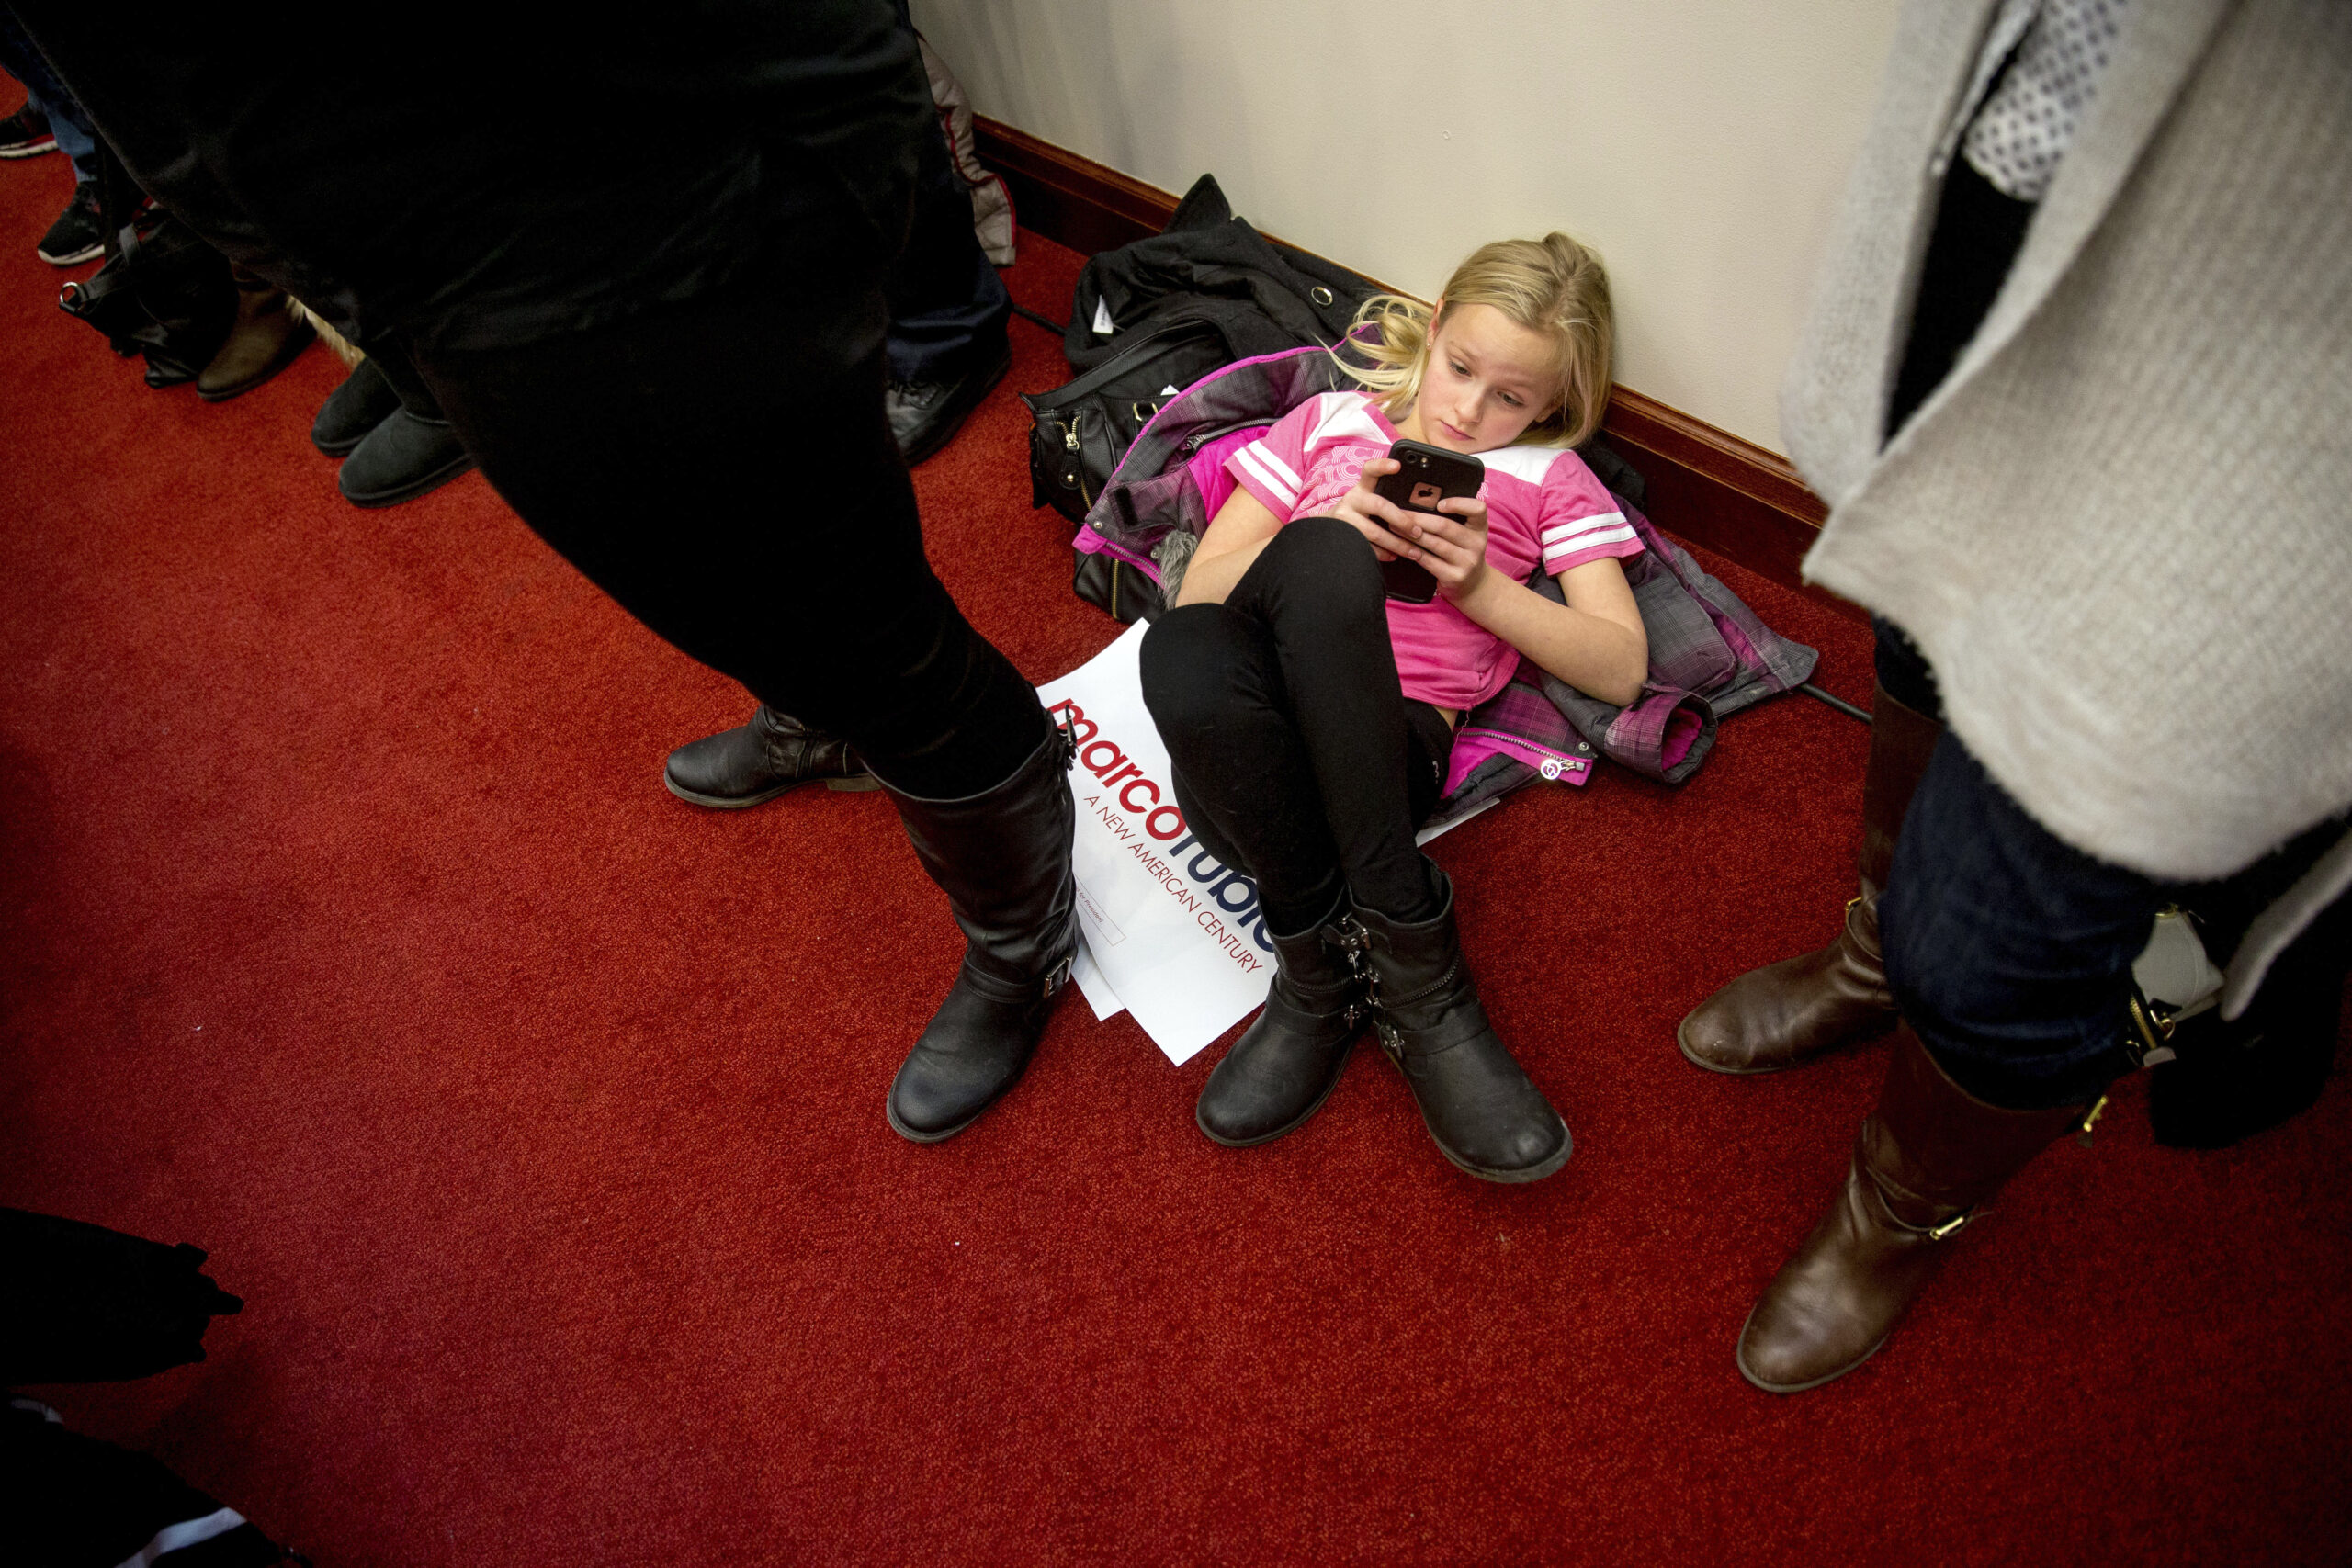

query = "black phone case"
[1373, 440, 1484, 604]
[1380, 556, 1439, 604]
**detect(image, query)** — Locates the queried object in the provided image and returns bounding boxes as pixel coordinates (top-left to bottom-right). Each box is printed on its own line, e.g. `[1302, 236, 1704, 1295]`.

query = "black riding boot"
[879, 728, 1078, 1143]
[663, 705, 877, 808]
[1195, 893, 1368, 1147]
[1354, 864, 1571, 1183]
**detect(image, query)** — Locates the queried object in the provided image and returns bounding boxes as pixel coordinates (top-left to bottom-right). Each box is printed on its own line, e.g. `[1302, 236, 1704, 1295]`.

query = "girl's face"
[1413, 301, 1562, 453]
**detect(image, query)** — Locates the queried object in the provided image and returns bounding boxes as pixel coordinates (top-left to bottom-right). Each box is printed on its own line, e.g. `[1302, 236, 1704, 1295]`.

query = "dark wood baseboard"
[977, 117, 1860, 622]
[978, 117, 1177, 259]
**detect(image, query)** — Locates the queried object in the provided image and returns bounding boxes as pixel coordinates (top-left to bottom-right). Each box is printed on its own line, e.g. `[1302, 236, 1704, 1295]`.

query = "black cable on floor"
[1012, 304, 1068, 336]
[1800, 682, 1872, 724]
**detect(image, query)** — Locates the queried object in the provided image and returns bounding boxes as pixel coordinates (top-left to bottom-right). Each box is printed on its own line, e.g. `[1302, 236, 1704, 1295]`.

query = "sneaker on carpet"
[886, 337, 1012, 467]
[0, 104, 56, 158]
[37, 180, 103, 265]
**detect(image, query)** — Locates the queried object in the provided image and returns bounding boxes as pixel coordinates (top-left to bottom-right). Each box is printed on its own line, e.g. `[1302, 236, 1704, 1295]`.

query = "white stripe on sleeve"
[1539, 510, 1628, 546]
[1231, 444, 1301, 508]
[1543, 525, 1638, 561]
[114, 1508, 248, 1568]
[1243, 439, 1302, 493]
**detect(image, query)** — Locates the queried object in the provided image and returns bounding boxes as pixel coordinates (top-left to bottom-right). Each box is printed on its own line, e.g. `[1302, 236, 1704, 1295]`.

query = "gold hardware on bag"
[1927, 1211, 1972, 1241]
[2076, 1091, 2110, 1148]
[2125, 990, 2177, 1067]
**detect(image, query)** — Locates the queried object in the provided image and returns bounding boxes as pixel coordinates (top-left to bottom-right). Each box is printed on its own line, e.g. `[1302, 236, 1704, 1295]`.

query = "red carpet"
[3, 133, 2346, 1566]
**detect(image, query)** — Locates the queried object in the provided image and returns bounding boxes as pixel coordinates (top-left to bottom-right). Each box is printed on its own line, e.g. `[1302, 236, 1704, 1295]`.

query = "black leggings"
[407, 208, 1045, 801]
[1140, 518, 1451, 934]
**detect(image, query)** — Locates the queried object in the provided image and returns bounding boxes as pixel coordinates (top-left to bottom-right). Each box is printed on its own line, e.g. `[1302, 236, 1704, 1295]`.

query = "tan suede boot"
[1735, 1025, 2091, 1393]
[1677, 684, 1943, 1073]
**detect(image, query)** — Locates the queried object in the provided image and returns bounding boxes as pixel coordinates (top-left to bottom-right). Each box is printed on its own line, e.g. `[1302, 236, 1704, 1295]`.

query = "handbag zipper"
[1064, 412, 1095, 511]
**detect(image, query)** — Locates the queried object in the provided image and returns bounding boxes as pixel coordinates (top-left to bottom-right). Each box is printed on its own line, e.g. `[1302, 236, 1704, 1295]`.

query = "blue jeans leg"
[1881, 734, 2160, 1109]
[0, 10, 98, 182]
[880, 0, 1009, 383]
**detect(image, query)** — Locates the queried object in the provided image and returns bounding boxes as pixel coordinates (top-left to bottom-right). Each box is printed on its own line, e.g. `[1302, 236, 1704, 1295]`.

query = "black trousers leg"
[1140, 518, 1446, 931]
[363, 336, 451, 423]
[411, 232, 1044, 801]
[4, 1403, 285, 1568]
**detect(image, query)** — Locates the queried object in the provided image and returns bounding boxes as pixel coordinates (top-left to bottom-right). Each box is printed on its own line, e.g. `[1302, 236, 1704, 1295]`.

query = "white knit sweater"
[1786, 0, 2352, 996]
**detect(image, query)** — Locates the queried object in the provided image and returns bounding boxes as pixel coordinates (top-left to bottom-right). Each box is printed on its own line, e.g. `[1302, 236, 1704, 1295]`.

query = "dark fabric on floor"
[2, 118, 2346, 1565]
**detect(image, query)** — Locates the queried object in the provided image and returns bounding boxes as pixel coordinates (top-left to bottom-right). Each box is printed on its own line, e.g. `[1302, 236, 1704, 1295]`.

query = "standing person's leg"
[413, 224, 1066, 1145]
[880, 0, 1011, 466]
[1676, 618, 1943, 1073]
[1735, 734, 2155, 1393]
[1142, 519, 1567, 1179]
[339, 341, 476, 508]
[0, 10, 95, 177]
[0, 8, 103, 265]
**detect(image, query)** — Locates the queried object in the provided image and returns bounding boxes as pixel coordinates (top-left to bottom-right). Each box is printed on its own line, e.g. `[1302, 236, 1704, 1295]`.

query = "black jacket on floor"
[1064, 175, 1380, 373]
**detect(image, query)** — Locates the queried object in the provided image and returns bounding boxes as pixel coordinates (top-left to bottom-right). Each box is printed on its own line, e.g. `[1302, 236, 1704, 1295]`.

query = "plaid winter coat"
[1075, 345, 1819, 829]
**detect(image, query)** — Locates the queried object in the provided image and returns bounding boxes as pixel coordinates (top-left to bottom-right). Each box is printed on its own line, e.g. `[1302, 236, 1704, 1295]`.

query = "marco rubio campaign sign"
[1036, 623, 1274, 1066]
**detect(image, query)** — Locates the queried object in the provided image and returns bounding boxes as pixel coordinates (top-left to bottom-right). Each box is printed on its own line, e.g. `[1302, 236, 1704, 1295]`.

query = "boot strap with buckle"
[1040, 953, 1072, 1000]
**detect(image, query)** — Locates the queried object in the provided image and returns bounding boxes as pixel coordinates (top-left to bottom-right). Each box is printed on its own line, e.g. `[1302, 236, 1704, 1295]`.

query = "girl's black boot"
[1354, 864, 1571, 1183]
[1195, 894, 1368, 1147]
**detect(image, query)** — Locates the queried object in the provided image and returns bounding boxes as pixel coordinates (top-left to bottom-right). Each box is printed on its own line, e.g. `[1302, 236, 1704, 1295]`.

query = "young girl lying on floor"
[1139, 232, 1645, 1183]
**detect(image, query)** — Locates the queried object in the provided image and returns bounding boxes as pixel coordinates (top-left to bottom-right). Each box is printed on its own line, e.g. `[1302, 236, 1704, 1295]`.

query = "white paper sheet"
[1069, 935, 1125, 1021]
[1038, 624, 1274, 1065]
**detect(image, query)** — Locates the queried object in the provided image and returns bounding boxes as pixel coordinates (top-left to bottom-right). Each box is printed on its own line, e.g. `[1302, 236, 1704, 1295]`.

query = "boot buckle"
[1042, 953, 1072, 999]
[1333, 919, 1379, 1000]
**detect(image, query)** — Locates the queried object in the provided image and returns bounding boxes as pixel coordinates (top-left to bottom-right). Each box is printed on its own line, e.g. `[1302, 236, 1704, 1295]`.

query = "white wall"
[913, 0, 1900, 454]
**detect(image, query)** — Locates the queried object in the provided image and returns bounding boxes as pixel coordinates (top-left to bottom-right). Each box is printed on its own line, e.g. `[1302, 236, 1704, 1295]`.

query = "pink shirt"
[1226, 391, 1641, 710]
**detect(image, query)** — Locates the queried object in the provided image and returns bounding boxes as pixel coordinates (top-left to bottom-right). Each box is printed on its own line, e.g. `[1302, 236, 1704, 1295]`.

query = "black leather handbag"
[1022, 317, 1227, 527]
[56, 210, 235, 388]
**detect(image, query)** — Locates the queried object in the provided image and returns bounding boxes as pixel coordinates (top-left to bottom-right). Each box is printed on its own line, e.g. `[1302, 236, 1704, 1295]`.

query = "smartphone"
[1371, 440, 1486, 604]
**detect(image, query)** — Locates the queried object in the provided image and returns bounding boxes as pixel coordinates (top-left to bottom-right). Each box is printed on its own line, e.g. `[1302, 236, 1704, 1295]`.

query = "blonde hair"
[1340, 232, 1613, 449]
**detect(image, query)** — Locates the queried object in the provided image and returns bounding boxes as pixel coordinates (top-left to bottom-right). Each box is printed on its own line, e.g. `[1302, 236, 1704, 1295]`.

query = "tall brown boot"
[1677, 684, 1942, 1073]
[1736, 1025, 2091, 1393]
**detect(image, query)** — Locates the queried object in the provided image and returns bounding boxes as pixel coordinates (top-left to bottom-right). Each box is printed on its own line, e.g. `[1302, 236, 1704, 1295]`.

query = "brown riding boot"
[1735, 1025, 2091, 1393]
[197, 265, 314, 401]
[1677, 684, 1942, 1073]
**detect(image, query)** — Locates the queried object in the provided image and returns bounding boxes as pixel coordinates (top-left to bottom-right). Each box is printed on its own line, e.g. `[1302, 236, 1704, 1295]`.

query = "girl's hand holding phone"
[1390, 494, 1491, 602]
[1329, 457, 1419, 563]
[1334, 457, 1492, 602]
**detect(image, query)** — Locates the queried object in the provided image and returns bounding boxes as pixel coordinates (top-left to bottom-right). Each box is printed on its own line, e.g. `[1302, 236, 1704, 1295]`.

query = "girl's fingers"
[1411, 514, 1481, 560]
